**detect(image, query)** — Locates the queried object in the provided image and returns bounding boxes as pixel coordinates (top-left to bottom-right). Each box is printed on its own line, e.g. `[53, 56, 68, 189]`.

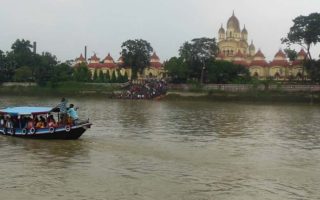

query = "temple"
[75, 52, 165, 80]
[217, 12, 307, 80]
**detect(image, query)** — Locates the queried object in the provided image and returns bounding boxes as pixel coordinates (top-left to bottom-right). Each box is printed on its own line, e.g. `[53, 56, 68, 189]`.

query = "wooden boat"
[0, 107, 92, 140]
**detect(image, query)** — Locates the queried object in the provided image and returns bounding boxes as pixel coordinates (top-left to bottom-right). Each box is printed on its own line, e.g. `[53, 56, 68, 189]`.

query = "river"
[0, 96, 320, 200]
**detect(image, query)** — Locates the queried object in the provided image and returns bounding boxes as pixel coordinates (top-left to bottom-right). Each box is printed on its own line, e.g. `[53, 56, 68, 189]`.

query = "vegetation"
[206, 61, 250, 84]
[282, 12, 320, 82]
[179, 37, 218, 81]
[165, 37, 249, 84]
[121, 39, 153, 80]
[164, 57, 189, 83]
[0, 39, 133, 86]
[284, 48, 298, 61]
[0, 39, 67, 85]
[282, 12, 320, 60]
[305, 60, 320, 83]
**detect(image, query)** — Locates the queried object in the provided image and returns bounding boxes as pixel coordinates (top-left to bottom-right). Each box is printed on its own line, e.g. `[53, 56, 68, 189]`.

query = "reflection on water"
[0, 97, 320, 200]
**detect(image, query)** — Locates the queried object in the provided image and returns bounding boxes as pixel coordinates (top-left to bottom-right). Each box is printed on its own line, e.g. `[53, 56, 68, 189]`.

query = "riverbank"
[165, 90, 320, 103]
[0, 82, 120, 98]
[1, 82, 320, 103]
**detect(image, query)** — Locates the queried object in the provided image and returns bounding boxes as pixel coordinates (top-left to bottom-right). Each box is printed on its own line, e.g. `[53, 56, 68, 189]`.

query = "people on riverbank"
[118, 79, 167, 99]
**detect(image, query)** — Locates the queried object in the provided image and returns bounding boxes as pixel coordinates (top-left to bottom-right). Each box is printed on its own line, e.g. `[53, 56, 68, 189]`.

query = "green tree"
[0, 50, 17, 82]
[164, 57, 189, 83]
[49, 63, 73, 86]
[179, 37, 218, 81]
[121, 39, 153, 80]
[282, 12, 320, 60]
[111, 71, 117, 83]
[305, 59, 320, 83]
[123, 72, 129, 82]
[98, 70, 105, 82]
[284, 48, 298, 61]
[33, 52, 58, 86]
[206, 60, 250, 84]
[10, 39, 34, 67]
[105, 71, 111, 83]
[93, 69, 98, 82]
[73, 63, 91, 82]
[13, 66, 32, 82]
[117, 70, 124, 83]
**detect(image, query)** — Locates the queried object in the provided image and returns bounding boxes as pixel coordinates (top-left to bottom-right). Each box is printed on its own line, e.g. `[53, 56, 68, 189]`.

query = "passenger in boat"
[47, 115, 57, 127]
[67, 104, 79, 124]
[35, 117, 45, 129]
[27, 117, 34, 129]
[40, 116, 47, 127]
[20, 116, 27, 129]
[12, 116, 19, 128]
[0, 116, 5, 127]
[56, 97, 68, 124]
[5, 116, 13, 128]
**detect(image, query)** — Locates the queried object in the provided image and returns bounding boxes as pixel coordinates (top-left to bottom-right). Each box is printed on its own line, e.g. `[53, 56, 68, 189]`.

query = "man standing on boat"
[57, 97, 68, 124]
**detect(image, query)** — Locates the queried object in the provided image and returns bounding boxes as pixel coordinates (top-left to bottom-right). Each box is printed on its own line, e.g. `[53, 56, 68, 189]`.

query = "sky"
[0, 0, 320, 62]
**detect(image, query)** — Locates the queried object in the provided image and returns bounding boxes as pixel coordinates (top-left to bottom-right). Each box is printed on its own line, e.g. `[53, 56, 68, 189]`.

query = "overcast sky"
[0, 0, 319, 62]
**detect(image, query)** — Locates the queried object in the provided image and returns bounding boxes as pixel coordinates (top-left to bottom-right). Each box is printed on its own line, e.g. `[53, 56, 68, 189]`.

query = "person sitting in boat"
[47, 115, 57, 128]
[27, 117, 34, 129]
[0, 116, 5, 128]
[35, 117, 45, 129]
[67, 104, 79, 124]
[5, 116, 13, 129]
[40, 116, 47, 127]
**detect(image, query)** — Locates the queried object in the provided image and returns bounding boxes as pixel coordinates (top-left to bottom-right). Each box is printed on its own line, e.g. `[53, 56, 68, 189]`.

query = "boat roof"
[0, 107, 53, 116]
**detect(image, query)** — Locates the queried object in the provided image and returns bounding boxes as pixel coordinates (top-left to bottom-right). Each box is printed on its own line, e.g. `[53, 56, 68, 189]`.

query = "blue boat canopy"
[0, 107, 54, 116]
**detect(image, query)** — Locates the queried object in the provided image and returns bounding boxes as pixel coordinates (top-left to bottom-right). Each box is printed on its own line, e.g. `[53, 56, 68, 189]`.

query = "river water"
[0, 96, 320, 200]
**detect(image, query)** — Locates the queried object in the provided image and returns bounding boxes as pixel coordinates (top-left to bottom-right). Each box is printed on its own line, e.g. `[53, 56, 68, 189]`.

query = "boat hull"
[0, 123, 92, 140]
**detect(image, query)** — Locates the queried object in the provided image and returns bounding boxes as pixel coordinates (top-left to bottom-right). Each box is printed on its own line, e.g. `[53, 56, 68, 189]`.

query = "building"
[74, 52, 165, 80]
[217, 12, 307, 80]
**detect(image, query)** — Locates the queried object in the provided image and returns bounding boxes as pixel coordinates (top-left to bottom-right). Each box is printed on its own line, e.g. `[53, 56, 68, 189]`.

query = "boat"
[0, 106, 92, 140]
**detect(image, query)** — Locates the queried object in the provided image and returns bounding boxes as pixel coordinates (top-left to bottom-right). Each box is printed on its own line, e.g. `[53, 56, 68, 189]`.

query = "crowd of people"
[0, 98, 79, 130]
[117, 79, 167, 99]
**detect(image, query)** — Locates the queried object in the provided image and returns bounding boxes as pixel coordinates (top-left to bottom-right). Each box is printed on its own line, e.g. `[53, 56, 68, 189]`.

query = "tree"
[123, 72, 129, 82]
[10, 39, 34, 67]
[206, 60, 250, 84]
[93, 69, 98, 82]
[282, 12, 320, 60]
[73, 63, 91, 82]
[49, 63, 73, 85]
[117, 69, 124, 83]
[179, 37, 218, 81]
[164, 57, 189, 83]
[284, 48, 298, 61]
[121, 39, 153, 80]
[305, 59, 320, 83]
[0, 50, 17, 82]
[33, 52, 58, 86]
[111, 71, 117, 83]
[98, 70, 105, 82]
[105, 71, 111, 83]
[13, 66, 32, 82]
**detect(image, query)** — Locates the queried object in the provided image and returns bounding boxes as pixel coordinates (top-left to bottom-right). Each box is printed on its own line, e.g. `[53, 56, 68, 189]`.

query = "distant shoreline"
[0, 82, 319, 103]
